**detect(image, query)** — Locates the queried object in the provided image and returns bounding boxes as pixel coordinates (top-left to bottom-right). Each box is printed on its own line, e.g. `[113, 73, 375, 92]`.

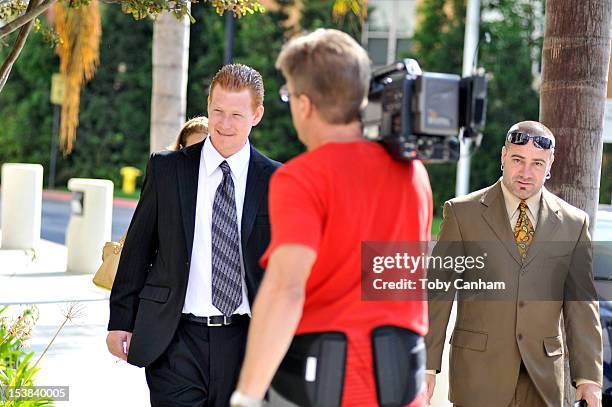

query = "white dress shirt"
[182, 137, 251, 317]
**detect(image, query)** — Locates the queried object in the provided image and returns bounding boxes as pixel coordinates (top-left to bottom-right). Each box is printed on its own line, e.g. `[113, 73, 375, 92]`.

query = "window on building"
[362, 0, 417, 67]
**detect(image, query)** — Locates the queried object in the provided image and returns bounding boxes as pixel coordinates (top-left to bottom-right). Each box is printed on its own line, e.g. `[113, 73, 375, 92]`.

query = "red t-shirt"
[261, 140, 432, 406]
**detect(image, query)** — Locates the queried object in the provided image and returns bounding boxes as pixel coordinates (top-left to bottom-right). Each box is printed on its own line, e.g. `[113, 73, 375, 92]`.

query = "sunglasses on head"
[506, 131, 555, 150]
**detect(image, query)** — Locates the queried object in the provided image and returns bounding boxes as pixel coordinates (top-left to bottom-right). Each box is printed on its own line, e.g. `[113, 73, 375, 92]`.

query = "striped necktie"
[211, 161, 242, 316]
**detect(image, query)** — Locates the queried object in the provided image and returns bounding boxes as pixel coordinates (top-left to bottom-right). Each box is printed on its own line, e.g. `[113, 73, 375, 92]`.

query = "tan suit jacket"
[425, 180, 602, 407]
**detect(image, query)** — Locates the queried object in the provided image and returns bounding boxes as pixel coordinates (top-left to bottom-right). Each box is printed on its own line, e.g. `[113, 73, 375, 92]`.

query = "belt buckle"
[208, 316, 229, 327]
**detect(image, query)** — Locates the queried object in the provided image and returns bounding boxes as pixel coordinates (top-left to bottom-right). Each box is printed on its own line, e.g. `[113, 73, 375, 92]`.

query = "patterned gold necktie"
[514, 200, 535, 259]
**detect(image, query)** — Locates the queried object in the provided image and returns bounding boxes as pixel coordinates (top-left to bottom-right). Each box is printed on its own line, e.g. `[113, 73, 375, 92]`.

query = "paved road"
[596, 205, 612, 241]
[40, 198, 135, 244]
[0, 193, 135, 244]
[23, 196, 612, 245]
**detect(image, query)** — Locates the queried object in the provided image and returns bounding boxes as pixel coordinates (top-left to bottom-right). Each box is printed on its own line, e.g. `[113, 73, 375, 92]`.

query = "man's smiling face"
[207, 86, 263, 157]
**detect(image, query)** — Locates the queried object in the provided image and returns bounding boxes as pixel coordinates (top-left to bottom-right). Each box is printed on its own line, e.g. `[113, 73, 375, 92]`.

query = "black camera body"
[362, 59, 487, 163]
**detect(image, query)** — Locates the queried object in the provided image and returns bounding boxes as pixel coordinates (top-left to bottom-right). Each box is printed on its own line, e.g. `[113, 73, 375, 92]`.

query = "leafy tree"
[0, 4, 152, 187]
[63, 2, 153, 186]
[476, 0, 541, 191]
[410, 0, 466, 216]
[185, 0, 299, 162]
[0, 0, 366, 186]
[300, 0, 362, 39]
[411, 0, 542, 215]
[0, 0, 265, 93]
[186, 0, 362, 163]
[233, 0, 301, 161]
[2, 0, 267, 158]
[253, 0, 363, 160]
[0, 24, 56, 174]
[603, 143, 612, 204]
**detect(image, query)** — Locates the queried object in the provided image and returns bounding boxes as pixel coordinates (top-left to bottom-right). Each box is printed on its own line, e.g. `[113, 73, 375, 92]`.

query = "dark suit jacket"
[425, 180, 603, 407]
[108, 141, 280, 367]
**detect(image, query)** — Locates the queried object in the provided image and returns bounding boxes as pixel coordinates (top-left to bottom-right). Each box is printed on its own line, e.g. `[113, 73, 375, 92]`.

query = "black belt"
[181, 313, 249, 326]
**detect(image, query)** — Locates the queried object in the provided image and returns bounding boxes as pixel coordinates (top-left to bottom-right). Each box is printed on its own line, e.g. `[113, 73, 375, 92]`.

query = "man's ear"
[297, 94, 313, 119]
[548, 152, 555, 170]
[501, 145, 507, 163]
[252, 105, 264, 127]
[207, 95, 211, 116]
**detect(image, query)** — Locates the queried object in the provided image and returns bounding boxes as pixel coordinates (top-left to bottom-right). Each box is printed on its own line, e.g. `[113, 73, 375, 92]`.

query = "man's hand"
[106, 330, 132, 361]
[425, 373, 436, 405]
[576, 383, 602, 407]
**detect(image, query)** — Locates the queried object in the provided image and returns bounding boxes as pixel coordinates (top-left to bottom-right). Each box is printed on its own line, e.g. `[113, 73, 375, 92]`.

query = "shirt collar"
[499, 177, 542, 220]
[202, 137, 251, 180]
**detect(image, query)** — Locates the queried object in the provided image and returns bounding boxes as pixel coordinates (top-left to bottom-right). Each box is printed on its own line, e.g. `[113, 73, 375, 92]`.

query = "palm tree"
[539, 1, 612, 404]
[148, 0, 363, 153]
[540, 0, 612, 233]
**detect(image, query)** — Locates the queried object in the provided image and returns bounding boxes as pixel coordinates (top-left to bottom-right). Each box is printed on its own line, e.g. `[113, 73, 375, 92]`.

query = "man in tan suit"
[424, 121, 603, 406]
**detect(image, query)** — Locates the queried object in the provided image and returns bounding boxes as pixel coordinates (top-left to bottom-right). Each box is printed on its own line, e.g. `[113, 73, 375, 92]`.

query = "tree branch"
[0, 0, 41, 93]
[0, 0, 54, 39]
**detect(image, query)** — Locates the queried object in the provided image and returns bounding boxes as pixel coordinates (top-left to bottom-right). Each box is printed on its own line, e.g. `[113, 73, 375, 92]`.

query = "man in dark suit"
[106, 64, 280, 407]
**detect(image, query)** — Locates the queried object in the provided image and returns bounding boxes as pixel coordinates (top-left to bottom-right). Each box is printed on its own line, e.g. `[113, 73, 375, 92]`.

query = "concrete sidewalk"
[0, 233, 150, 406]
[0, 234, 453, 407]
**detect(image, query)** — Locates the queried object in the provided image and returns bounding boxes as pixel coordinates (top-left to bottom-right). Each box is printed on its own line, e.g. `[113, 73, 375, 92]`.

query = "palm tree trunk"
[150, 9, 190, 153]
[540, 0, 612, 232]
[539, 2, 612, 405]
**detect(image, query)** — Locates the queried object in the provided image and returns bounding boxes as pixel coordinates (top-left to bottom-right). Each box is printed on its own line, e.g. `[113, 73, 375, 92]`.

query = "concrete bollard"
[66, 178, 113, 274]
[1, 163, 44, 250]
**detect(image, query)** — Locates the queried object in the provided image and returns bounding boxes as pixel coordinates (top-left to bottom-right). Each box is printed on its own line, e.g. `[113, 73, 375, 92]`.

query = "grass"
[432, 216, 443, 237]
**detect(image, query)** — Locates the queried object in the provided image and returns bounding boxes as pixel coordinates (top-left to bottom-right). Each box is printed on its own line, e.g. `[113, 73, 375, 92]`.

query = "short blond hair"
[276, 28, 371, 124]
[209, 64, 264, 110]
[169, 116, 209, 150]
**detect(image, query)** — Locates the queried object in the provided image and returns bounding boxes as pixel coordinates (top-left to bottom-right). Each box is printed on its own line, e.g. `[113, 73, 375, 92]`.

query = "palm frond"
[54, 0, 101, 153]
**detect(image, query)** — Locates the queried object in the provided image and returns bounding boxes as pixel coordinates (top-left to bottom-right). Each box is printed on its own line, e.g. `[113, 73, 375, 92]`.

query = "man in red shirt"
[231, 29, 432, 407]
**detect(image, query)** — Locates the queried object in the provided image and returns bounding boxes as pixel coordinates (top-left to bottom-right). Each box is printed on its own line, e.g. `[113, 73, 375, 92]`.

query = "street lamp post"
[49, 73, 65, 189]
[224, 11, 236, 65]
[455, 0, 481, 197]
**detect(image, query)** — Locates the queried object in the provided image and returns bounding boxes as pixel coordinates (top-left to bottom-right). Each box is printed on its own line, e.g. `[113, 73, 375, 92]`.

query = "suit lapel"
[241, 147, 267, 253]
[522, 189, 561, 267]
[481, 181, 523, 265]
[177, 142, 203, 261]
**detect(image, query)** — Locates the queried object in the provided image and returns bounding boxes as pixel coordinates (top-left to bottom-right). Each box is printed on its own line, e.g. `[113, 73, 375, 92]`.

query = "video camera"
[362, 59, 488, 163]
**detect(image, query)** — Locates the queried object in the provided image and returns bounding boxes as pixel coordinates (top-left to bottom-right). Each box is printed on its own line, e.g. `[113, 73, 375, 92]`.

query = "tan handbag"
[93, 232, 126, 290]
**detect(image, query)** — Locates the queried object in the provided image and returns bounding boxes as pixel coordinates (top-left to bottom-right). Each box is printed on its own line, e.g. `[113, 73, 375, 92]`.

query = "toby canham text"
[372, 278, 506, 291]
